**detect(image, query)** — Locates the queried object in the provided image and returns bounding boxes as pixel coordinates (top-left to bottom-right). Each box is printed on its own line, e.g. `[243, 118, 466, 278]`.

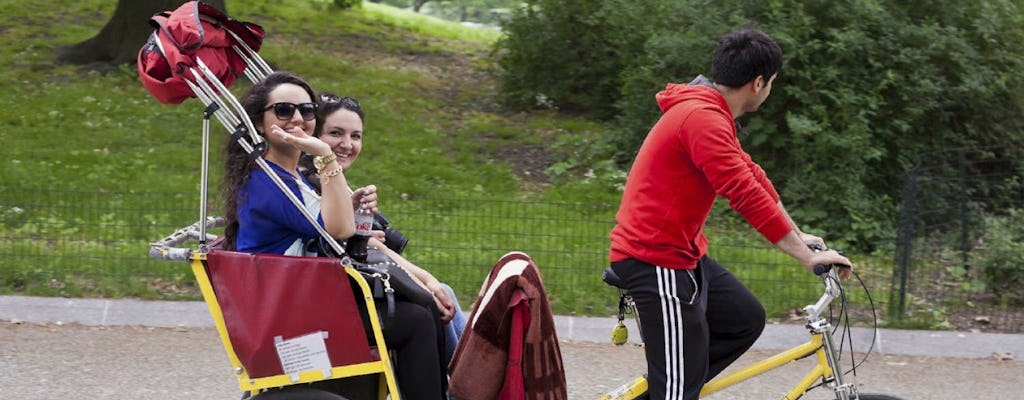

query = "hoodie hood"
[655, 75, 730, 117]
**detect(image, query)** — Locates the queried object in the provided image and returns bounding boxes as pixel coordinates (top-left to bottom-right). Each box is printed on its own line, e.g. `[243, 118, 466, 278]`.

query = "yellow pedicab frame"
[147, 27, 403, 398]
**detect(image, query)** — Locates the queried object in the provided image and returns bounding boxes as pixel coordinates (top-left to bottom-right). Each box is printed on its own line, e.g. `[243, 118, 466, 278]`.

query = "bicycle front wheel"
[856, 393, 907, 400]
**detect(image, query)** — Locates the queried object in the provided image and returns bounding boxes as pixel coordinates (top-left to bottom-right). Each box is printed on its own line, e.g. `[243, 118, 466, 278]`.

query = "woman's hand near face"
[270, 124, 331, 156]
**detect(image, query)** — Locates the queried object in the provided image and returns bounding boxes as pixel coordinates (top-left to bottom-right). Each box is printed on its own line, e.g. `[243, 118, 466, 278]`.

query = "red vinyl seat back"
[205, 250, 375, 379]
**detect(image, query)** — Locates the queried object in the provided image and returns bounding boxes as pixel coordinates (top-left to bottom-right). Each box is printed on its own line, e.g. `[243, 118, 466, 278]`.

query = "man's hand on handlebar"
[807, 246, 853, 279]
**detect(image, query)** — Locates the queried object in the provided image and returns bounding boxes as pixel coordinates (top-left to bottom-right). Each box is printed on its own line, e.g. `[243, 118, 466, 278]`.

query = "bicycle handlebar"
[813, 263, 850, 276]
[808, 242, 850, 276]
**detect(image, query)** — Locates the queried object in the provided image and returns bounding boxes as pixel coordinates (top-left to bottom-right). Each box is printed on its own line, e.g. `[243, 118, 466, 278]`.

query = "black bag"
[320, 241, 448, 395]
[355, 248, 433, 302]
[346, 247, 435, 334]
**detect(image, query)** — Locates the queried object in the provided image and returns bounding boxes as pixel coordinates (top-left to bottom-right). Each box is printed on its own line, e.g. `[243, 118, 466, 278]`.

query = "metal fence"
[3, 182, 1021, 332]
[893, 146, 1024, 333]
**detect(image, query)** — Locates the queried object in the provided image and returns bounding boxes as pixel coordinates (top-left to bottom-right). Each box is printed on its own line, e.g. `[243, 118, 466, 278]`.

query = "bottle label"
[355, 213, 374, 235]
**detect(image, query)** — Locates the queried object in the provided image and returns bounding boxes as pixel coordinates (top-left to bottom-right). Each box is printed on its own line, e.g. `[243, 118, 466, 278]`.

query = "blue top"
[235, 161, 324, 255]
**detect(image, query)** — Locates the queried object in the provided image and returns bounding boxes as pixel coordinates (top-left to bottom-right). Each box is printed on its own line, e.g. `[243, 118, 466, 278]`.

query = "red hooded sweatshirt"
[609, 77, 793, 270]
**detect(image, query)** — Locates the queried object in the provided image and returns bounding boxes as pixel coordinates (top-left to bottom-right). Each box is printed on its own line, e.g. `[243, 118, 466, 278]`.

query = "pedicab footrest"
[204, 250, 377, 380]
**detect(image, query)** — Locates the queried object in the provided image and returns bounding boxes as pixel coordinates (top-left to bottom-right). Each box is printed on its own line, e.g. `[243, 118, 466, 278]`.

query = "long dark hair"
[220, 71, 317, 250]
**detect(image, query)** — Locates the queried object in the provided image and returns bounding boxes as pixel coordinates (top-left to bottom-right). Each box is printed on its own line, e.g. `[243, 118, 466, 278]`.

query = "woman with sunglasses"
[308, 93, 467, 368]
[221, 71, 447, 400]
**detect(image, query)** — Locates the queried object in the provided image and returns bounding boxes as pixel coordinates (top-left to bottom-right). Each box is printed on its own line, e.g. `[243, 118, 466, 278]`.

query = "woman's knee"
[391, 302, 439, 340]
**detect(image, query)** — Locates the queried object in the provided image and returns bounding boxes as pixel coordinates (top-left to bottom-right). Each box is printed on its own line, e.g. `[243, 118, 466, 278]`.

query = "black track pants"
[610, 256, 766, 400]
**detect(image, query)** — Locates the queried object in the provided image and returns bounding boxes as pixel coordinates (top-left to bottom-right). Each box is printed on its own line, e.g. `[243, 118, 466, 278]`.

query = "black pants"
[610, 256, 766, 400]
[356, 296, 446, 400]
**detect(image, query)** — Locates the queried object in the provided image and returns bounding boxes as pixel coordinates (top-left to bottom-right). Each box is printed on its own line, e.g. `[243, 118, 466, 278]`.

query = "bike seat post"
[603, 268, 628, 321]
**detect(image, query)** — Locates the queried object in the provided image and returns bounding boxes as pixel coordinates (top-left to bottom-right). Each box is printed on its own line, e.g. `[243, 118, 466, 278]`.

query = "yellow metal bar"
[240, 361, 388, 390]
[595, 376, 648, 400]
[345, 267, 402, 400]
[783, 336, 835, 399]
[189, 253, 251, 388]
[782, 361, 829, 399]
[192, 253, 401, 398]
[701, 334, 823, 396]
[816, 343, 834, 380]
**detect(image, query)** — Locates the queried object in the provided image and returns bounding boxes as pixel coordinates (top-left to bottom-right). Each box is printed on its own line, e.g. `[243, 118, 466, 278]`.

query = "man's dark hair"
[711, 28, 783, 88]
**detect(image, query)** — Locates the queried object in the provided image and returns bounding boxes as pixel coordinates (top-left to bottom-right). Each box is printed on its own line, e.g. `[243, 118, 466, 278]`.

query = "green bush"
[495, 0, 1024, 251]
[495, 0, 621, 116]
[977, 210, 1024, 304]
[333, 0, 362, 9]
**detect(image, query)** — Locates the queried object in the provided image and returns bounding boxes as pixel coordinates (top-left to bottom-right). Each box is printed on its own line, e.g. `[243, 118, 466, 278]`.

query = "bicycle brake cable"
[835, 269, 880, 378]
[842, 272, 857, 379]
[828, 272, 854, 371]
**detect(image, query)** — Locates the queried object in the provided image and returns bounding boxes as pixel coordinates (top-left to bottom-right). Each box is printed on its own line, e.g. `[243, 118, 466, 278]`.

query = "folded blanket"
[448, 251, 568, 400]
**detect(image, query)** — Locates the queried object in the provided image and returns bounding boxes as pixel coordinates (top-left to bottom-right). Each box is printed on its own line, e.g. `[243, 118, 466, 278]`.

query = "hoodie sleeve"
[683, 109, 792, 243]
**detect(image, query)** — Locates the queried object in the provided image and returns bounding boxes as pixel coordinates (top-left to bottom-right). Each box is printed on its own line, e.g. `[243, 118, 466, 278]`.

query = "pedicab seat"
[200, 250, 383, 383]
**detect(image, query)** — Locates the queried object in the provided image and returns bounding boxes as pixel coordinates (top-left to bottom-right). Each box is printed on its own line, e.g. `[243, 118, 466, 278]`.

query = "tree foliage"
[496, 0, 1024, 248]
[333, 0, 362, 9]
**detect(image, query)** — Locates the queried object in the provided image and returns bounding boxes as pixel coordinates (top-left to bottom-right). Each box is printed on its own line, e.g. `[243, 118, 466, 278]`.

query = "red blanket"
[448, 252, 567, 400]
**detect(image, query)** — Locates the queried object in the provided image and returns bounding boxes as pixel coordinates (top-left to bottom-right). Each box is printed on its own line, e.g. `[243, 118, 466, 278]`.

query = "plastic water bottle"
[346, 205, 373, 263]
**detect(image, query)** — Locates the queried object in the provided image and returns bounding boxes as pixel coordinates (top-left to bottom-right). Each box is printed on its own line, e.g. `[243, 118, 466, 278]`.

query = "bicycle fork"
[810, 317, 859, 400]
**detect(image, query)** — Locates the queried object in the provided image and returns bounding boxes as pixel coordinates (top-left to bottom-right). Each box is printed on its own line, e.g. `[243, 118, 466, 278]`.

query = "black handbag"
[317, 239, 448, 394]
[348, 247, 435, 332]
[354, 247, 434, 304]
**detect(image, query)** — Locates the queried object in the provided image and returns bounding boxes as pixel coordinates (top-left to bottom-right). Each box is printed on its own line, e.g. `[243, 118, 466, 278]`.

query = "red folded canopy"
[137, 1, 264, 104]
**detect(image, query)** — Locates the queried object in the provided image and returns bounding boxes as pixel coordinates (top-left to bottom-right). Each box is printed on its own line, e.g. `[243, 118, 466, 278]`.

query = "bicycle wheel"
[251, 387, 349, 400]
[856, 393, 906, 400]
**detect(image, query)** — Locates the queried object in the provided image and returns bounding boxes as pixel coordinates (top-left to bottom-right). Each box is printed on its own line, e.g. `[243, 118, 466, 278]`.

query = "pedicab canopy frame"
[139, 2, 401, 397]
[138, 0, 345, 256]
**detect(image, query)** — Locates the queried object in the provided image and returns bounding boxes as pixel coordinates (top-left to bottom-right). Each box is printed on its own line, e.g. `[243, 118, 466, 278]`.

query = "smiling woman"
[217, 72, 449, 400]
[220, 70, 354, 254]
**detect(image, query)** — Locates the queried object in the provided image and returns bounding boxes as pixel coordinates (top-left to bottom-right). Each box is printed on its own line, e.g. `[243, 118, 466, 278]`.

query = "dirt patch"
[495, 143, 553, 182]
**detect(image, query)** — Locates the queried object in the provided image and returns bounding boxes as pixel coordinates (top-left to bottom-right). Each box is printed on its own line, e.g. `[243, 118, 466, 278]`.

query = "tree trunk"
[55, 0, 227, 65]
[412, 0, 428, 13]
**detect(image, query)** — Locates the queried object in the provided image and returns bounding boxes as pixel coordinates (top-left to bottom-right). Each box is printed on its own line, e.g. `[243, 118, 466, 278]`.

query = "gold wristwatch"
[313, 153, 337, 172]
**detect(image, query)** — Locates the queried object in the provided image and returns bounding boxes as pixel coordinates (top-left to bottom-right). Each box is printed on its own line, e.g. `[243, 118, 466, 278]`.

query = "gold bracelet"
[320, 165, 343, 186]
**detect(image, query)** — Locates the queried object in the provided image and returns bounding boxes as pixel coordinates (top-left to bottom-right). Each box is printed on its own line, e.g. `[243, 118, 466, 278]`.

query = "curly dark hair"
[220, 71, 317, 250]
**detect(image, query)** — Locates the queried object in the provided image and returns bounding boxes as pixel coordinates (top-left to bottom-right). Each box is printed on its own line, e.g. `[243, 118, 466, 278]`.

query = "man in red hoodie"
[608, 28, 852, 399]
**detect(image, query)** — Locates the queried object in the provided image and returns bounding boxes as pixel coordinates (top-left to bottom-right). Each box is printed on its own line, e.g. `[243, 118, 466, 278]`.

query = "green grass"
[0, 0, 616, 305]
[0, 0, 897, 323]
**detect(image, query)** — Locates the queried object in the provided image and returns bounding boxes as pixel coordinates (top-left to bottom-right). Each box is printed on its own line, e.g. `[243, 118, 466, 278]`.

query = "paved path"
[2, 295, 1022, 359]
[2, 295, 1022, 399]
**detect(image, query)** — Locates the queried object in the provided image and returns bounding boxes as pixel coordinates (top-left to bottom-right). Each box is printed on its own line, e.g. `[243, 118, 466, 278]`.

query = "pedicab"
[142, 3, 570, 399]
[142, 2, 404, 398]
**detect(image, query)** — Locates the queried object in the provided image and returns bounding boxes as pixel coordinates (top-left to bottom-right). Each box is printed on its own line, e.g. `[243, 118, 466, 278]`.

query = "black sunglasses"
[264, 102, 317, 121]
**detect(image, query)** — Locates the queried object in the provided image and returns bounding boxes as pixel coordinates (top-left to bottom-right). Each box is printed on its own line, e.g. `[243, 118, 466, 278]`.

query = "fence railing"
[892, 146, 1024, 333]
[2, 185, 1021, 332]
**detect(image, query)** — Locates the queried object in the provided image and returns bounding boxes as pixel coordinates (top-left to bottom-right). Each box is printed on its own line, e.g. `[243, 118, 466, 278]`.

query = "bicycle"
[596, 258, 905, 400]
